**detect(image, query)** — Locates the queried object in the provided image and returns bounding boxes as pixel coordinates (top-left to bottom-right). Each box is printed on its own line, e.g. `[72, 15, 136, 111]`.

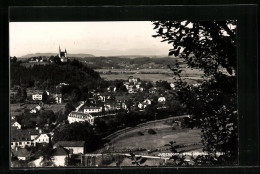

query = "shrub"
[137, 131, 144, 136]
[148, 129, 156, 135]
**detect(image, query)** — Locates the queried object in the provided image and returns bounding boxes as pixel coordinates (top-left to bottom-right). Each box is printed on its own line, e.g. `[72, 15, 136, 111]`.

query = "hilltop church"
[58, 46, 68, 62]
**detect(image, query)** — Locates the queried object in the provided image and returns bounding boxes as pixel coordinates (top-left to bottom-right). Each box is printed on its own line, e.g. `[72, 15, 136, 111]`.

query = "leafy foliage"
[10, 59, 102, 91]
[152, 20, 238, 165]
[52, 122, 101, 152]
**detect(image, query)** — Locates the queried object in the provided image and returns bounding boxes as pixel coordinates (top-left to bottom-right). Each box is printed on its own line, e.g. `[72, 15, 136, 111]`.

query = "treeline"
[76, 57, 184, 69]
[10, 59, 102, 91]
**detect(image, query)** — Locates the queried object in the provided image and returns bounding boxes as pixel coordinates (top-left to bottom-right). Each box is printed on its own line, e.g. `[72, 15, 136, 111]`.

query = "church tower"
[59, 46, 61, 58]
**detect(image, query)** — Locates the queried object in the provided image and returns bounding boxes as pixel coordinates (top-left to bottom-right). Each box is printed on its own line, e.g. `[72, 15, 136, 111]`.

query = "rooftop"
[52, 147, 69, 156]
[54, 141, 85, 148]
[11, 129, 32, 141]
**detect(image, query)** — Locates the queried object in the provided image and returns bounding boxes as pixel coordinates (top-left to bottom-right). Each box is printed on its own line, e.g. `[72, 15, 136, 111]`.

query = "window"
[19, 142, 22, 145]
[27, 142, 30, 144]
[11, 143, 13, 145]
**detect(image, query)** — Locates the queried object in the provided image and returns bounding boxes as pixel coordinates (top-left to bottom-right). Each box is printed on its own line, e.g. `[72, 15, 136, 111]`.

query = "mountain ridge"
[19, 53, 95, 58]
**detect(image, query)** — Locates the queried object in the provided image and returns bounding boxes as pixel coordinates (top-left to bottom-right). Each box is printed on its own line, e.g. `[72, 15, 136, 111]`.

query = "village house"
[143, 99, 152, 105]
[34, 133, 50, 145]
[107, 86, 117, 92]
[29, 128, 41, 141]
[52, 146, 69, 167]
[67, 111, 94, 125]
[54, 94, 62, 103]
[170, 83, 175, 90]
[158, 96, 166, 103]
[128, 76, 139, 84]
[53, 141, 85, 155]
[149, 87, 157, 94]
[11, 121, 21, 129]
[116, 102, 128, 110]
[138, 102, 146, 110]
[30, 105, 42, 113]
[104, 101, 117, 112]
[32, 94, 42, 101]
[83, 106, 102, 114]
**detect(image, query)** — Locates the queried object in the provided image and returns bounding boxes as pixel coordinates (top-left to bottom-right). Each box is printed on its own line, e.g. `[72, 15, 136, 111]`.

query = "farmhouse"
[53, 141, 85, 154]
[29, 128, 41, 141]
[11, 121, 21, 129]
[34, 133, 50, 144]
[52, 147, 69, 166]
[67, 111, 94, 125]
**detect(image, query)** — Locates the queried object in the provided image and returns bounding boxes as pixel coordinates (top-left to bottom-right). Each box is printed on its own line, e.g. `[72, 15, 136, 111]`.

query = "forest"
[10, 59, 104, 92]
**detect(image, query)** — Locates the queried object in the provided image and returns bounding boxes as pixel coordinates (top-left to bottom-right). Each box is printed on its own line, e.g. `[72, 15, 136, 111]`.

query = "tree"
[52, 122, 101, 152]
[152, 20, 238, 165]
[42, 91, 48, 103]
[11, 56, 17, 63]
[64, 102, 76, 116]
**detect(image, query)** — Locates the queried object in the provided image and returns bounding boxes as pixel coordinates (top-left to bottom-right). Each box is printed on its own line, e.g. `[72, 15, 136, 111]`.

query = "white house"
[52, 147, 69, 167]
[138, 103, 144, 109]
[67, 111, 94, 125]
[34, 133, 50, 144]
[84, 106, 102, 114]
[53, 141, 85, 154]
[128, 76, 138, 84]
[54, 94, 62, 103]
[32, 94, 42, 101]
[11, 121, 21, 129]
[143, 99, 152, 105]
[170, 83, 175, 90]
[30, 105, 41, 113]
[158, 97, 166, 103]
[31, 94, 40, 100]
[29, 128, 41, 141]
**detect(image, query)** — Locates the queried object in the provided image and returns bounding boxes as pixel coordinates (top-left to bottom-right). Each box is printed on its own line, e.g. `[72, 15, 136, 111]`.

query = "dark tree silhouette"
[152, 20, 238, 165]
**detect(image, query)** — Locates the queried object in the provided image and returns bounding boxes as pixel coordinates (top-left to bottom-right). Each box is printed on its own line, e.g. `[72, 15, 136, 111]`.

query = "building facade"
[67, 111, 94, 125]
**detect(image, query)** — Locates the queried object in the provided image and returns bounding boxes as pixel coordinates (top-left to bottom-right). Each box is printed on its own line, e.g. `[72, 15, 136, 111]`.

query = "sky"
[9, 21, 173, 57]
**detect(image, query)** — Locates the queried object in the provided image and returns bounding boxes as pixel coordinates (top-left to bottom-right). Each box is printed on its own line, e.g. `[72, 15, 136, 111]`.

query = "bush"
[148, 129, 156, 135]
[137, 131, 144, 136]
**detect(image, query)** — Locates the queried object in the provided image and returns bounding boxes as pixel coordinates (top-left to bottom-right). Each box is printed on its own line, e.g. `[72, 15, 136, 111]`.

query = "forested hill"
[10, 59, 102, 91]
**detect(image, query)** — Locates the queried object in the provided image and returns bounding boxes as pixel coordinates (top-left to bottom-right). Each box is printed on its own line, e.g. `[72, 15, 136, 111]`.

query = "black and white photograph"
[9, 20, 238, 167]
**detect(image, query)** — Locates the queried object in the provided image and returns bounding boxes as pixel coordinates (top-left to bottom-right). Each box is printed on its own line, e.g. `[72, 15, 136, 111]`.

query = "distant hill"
[19, 53, 95, 58]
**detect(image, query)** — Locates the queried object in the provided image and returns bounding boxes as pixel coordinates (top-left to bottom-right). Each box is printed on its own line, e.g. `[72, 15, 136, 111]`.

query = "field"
[96, 68, 204, 83]
[10, 103, 66, 115]
[106, 121, 202, 151]
[92, 119, 202, 166]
